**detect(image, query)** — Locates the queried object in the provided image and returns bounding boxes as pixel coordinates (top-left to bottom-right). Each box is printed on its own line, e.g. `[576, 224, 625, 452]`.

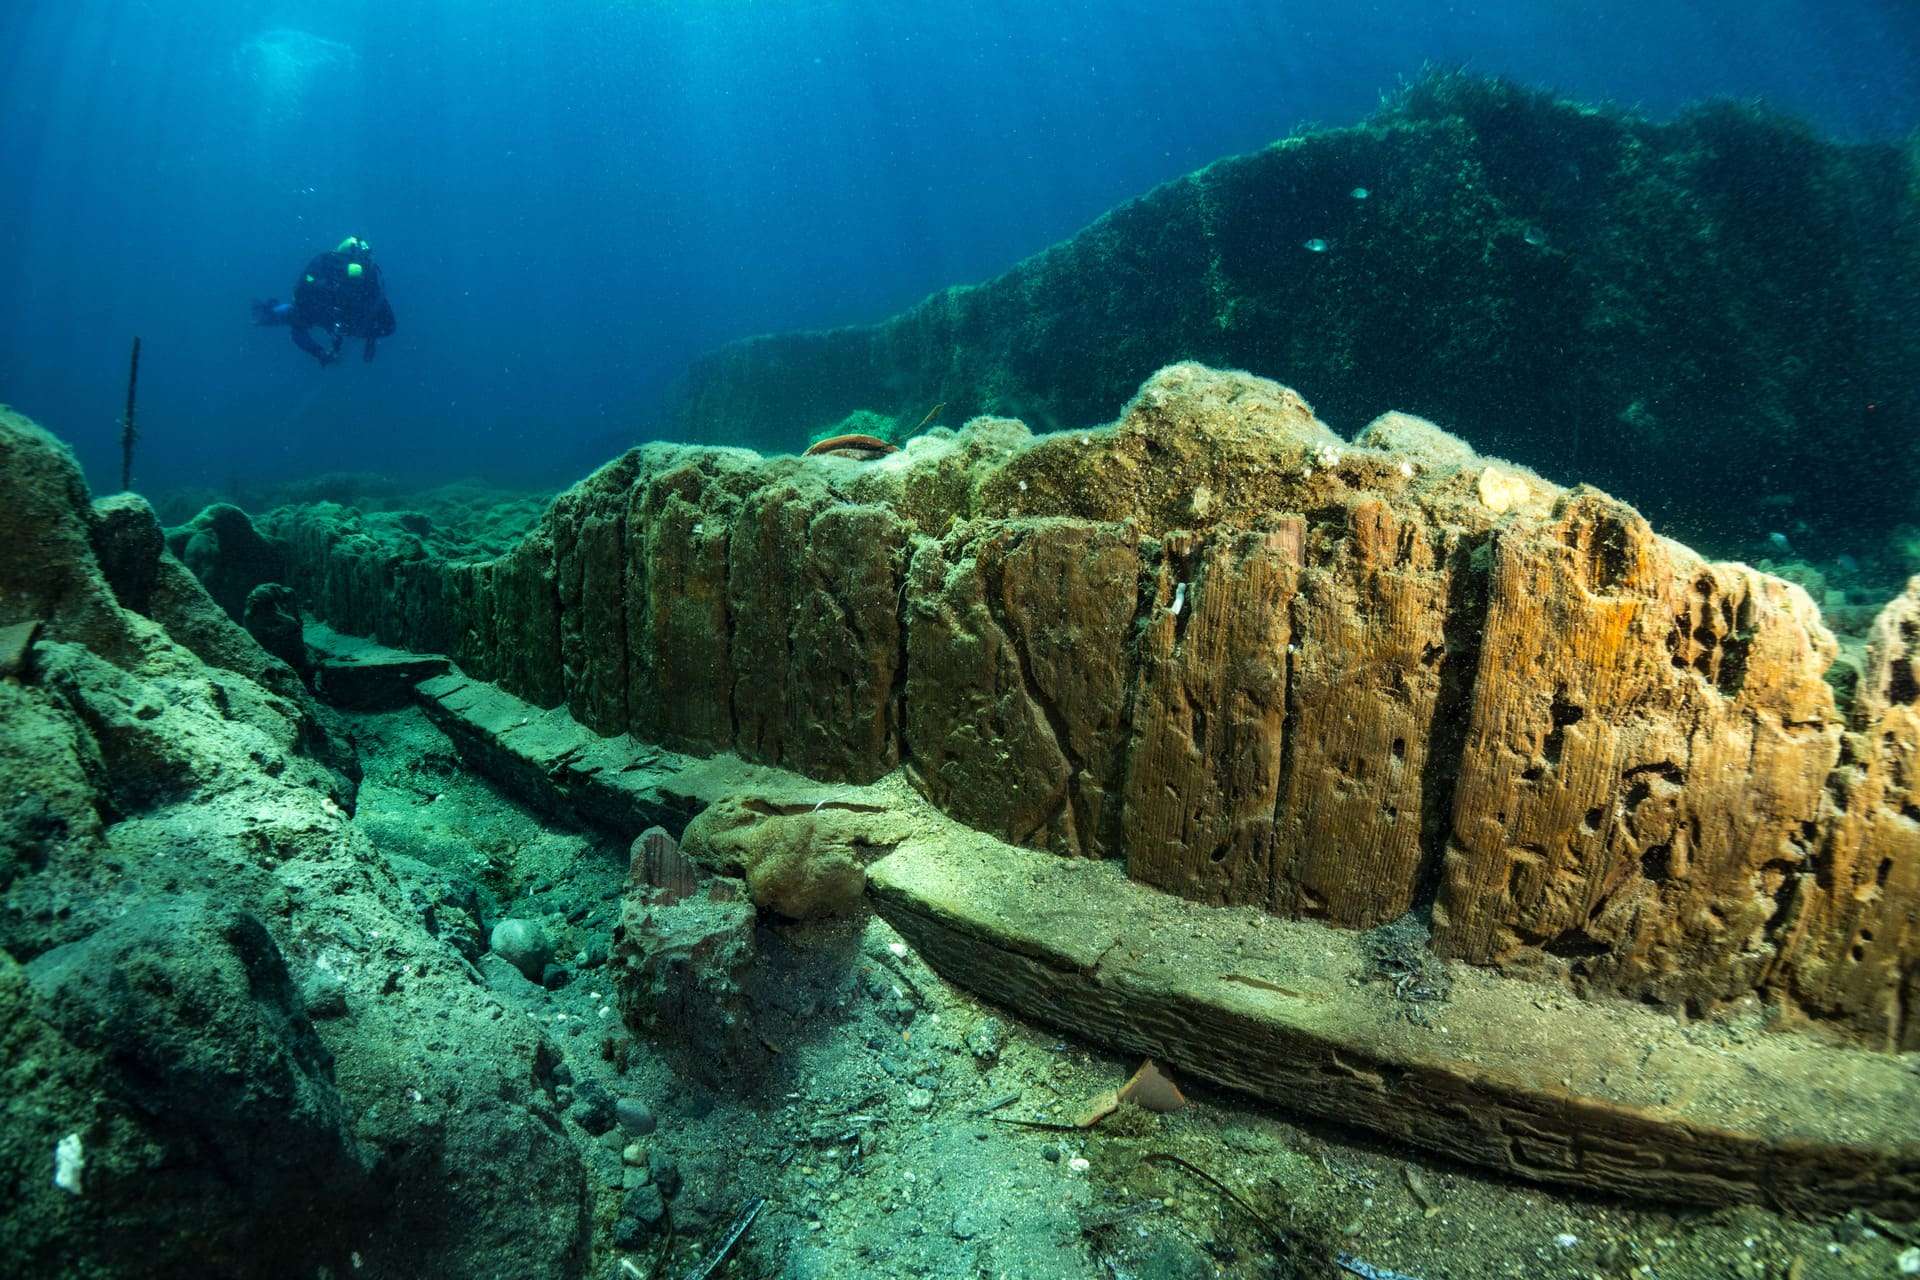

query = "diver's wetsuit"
[255, 247, 397, 366]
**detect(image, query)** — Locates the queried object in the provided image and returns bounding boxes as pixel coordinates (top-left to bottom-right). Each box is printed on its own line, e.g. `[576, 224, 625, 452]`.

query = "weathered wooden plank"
[1123, 524, 1302, 904]
[868, 837, 1920, 1218]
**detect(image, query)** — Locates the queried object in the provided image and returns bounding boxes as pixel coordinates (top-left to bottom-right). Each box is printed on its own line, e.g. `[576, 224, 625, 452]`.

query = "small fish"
[1350, 186, 1370, 200]
[1338, 1254, 1423, 1280]
[1767, 530, 1794, 556]
[1303, 237, 1330, 253]
[1522, 225, 1549, 247]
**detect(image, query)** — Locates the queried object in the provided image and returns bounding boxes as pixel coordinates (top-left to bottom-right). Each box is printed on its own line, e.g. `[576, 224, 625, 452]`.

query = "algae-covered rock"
[16, 896, 371, 1273]
[668, 73, 1920, 551]
[0, 407, 591, 1277]
[165, 502, 292, 623]
[611, 880, 773, 1085]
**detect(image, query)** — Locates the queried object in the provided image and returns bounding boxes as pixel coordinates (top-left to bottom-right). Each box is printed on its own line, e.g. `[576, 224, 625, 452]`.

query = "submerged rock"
[489, 917, 553, 981]
[0, 406, 591, 1277]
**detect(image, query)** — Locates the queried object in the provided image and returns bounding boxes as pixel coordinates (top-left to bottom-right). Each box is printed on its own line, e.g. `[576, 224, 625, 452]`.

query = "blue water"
[1, 0, 1915, 495]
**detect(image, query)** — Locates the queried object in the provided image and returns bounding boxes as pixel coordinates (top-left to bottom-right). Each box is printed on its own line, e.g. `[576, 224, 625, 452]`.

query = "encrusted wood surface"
[867, 838, 1920, 1217]
[1123, 525, 1300, 904]
[1434, 493, 1847, 1014]
[1274, 498, 1465, 924]
[1770, 581, 1920, 1049]
[269, 364, 1920, 1047]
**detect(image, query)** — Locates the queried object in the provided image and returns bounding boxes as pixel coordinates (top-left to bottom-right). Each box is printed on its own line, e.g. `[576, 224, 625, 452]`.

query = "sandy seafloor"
[342, 702, 1919, 1280]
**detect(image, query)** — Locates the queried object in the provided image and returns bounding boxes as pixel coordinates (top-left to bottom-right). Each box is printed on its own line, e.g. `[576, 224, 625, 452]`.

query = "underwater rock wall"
[665, 74, 1920, 546]
[266, 364, 1920, 1051]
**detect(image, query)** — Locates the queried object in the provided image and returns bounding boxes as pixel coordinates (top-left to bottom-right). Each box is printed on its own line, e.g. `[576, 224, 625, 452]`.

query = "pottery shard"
[1434, 491, 1843, 1012]
[905, 520, 1142, 854]
[1124, 524, 1302, 905]
[1770, 577, 1920, 1050]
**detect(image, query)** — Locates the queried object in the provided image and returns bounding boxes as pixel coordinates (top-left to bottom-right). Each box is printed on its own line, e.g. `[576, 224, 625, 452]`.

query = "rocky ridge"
[665, 75, 1920, 555]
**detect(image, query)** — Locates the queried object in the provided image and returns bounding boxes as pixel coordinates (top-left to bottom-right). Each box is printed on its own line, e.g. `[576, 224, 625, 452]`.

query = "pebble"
[615, 1097, 657, 1136]
[488, 918, 553, 981]
[1900, 1247, 1920, 1275]
[613, 1184, 666, 1247]
[963, 1017, 1005, 1063]
[649, 1151, 682, 1198]
[622, 1142, 649, 1167]
[905, 1088, 934, 1111]
[1041, 1145, 1062, 1163]
[1068, 1156, 1090, 1173]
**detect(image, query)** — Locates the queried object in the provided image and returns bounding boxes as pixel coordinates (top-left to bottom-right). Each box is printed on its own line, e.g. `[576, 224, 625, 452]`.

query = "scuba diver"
[252, 236, 397, 367]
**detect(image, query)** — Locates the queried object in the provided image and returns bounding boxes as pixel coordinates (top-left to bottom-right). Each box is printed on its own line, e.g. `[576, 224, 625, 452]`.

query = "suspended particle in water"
[1522, 225, 1549, 247]
[1350, 187, 1370, 200]
[1302, 237, 1330, 253]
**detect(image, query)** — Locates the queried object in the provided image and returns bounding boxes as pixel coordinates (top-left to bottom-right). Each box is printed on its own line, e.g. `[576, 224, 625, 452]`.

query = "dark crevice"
[1888, 657, 1919, 707]
[606, 509, 630, 735]
[1543, 929, 1610, 961]
[1639, 843, 1672, 881]
[1542, 688, 1584, 767]
[1268, 586, 1302, 911]
[718, 517, 740, 754]
[1410, 530, 1491, 912]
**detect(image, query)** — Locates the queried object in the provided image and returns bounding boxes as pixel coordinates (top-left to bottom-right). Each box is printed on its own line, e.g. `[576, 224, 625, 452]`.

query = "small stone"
[1899, 1247, 1920, 1275]
[649, 1150, 682, 1198]
[1068, 1156, 1091, 1173]
[963, 1017, 1004, 1063]
[622, 1142, 649, 1167]
[615, 1097, 657, 1136]
[905, 1088, 934, 1111]
[1041, 1145, 1061, 1163]
[489, 918, 552, 981]
[614, 1183, 666, 1247]
[950, 1207, 985, 1240]
[301, 969, 348, 1019]
[540, 963, 574, 990]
